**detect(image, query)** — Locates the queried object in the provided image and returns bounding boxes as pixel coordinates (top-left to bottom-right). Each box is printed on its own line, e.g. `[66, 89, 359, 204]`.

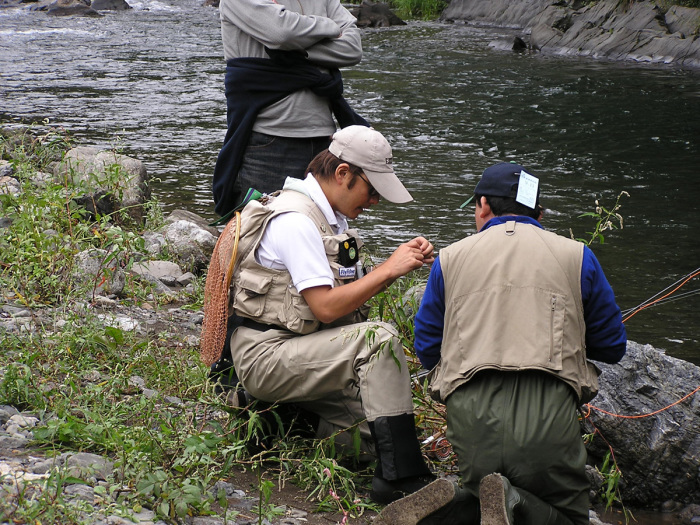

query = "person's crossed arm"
[222, 0, 344, 54]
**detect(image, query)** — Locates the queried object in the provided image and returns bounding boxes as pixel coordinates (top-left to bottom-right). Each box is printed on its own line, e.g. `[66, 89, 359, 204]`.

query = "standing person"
[376, 162, 627, 525]
[228, 126, 436, 504]
[212, 0, 368, 218]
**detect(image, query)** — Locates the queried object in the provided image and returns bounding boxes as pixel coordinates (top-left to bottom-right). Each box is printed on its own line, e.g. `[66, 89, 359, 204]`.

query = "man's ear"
[478, 196, 491, 219]
[334, 163, 351, 185]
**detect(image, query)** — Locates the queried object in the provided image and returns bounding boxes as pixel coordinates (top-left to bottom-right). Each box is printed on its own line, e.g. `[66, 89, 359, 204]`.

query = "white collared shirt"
[256, 174, 345, 292]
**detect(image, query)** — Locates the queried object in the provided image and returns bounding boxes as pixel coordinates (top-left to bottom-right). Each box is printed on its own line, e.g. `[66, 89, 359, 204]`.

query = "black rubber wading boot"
[208, 355, 249, 405]
[368, 414, 435, 505]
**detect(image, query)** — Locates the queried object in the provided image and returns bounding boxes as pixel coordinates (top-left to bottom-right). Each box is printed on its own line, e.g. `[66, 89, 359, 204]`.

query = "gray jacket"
[219, 0, 362, 137]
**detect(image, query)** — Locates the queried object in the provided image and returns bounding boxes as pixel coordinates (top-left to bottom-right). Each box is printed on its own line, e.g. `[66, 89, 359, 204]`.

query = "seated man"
[228, 125, 436, 504]
[376, 162, 627, 525]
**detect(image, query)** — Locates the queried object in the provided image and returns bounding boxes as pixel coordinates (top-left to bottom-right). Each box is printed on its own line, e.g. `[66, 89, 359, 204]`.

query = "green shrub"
[390, 0, 448, 20]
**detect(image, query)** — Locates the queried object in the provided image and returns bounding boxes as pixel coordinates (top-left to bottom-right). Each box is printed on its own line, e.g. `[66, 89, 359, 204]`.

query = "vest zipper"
[549, 295, 557, 363]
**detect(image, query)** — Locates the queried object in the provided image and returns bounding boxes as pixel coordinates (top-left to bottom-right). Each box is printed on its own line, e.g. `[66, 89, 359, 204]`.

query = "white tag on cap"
[516, 170, 539, 209]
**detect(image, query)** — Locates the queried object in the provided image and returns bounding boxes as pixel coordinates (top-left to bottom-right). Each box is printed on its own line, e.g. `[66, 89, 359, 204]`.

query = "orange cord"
[622, 269, 700, 323]
[584, 270, 700, 419]
[585, 385, 700, 419]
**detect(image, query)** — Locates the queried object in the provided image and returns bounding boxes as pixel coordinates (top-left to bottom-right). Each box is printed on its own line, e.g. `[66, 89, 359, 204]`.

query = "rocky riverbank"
[440, 0, 700, 69]
[2, 128, 699, 523]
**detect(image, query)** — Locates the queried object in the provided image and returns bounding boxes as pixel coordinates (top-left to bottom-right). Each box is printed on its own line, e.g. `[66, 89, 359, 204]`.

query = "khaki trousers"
[230, 321, 415, 445]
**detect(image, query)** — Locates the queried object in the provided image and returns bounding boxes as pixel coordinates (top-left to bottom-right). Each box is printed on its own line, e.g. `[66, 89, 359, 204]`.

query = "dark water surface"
[1, 0, 699, 368]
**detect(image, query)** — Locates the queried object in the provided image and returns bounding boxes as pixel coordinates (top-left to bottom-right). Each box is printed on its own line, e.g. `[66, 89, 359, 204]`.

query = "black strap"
[241, 317, 279, 332]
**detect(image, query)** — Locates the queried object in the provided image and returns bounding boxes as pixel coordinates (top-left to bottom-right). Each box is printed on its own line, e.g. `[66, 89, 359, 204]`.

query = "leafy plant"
[571, 190, 630, 246]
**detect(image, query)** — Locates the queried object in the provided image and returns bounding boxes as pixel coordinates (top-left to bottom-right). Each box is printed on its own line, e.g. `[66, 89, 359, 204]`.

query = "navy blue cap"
[460, 162, 536, 208]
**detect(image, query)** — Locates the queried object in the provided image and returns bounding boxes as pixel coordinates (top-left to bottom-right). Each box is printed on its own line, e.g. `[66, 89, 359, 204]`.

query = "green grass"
[0, 123, 446, 524]
[0, 122, 630, 523]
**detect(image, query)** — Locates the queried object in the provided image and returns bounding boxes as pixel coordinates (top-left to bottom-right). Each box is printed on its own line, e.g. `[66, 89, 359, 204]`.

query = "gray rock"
[0, 407, 17, 425]
[130, 260, 183, 286]
[30, 457, 61, 474]
[210, 480, 237, 498]
[55, 146, 150, 225]
[128, 375, 146, 389]
[177, 272, 196, 286]
[160, 219, 218, 273]
[679, 504, 700, 524]
[63, 483, 96, 503]
[91, 0, 131, 10]
[0, 434, 29, 449]
[142, 231, 167, 256]
[0, 160, 13, 178]
[46, 0, 102, 17]
[73, 248, 126, 297]
[192, 517, 225, 525]
[0, 176, 21, 196]
[351, 0, 406, 28]
[585, 341, 700, 507]
[2, 305, 32, 317]
[65, 452, 113, 481]
[31, 171, 54, 188]
[9, 414, 39, 428]
[164, 209, 220, 238]
[129, 270, 175, 296]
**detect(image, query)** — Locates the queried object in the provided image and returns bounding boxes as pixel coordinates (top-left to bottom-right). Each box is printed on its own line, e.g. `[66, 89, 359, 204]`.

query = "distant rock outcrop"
[441, 0, 700, 68]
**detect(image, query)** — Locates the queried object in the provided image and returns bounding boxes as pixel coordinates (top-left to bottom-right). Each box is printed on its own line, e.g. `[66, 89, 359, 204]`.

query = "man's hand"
[301, 236, 434, 324]
[382, 236, 435, 278]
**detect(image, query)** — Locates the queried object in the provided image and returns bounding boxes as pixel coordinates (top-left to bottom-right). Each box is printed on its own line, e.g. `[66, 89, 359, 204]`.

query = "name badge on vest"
[339, 266, 356, 279]
[338, 238, 359, 279]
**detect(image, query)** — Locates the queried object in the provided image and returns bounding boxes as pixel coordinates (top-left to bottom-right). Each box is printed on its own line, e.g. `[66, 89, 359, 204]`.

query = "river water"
[1, 0, 699, 369]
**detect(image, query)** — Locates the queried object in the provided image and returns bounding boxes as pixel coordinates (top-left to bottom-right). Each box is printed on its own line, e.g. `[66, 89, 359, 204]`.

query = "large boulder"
[351, 1, 406, 28]
[91, 0, 131, 10]
[585, 341, 700, 508]
[54, 146, 150, 226]
[44, 0, 101, 16]
[157, 210, 219, 273]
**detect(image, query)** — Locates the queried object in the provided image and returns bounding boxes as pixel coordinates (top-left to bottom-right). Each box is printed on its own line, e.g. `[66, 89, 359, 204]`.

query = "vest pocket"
[233, 270, 273, 318]
[453, 286, 566, 372]
[281, 284, 320, 335]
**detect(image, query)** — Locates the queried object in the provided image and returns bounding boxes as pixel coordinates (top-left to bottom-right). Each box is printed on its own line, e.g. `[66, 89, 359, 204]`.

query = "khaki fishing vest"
[230, 189, 368, 334]
[431, 220, 599, 403]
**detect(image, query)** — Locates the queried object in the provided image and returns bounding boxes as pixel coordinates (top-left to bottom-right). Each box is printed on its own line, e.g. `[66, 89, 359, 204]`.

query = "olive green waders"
[444, 370, 590, 525]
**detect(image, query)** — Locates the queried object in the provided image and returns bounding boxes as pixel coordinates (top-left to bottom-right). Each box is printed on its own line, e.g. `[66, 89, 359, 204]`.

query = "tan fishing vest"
[430, 220, 600, 403]
[230, 189, 369, 334]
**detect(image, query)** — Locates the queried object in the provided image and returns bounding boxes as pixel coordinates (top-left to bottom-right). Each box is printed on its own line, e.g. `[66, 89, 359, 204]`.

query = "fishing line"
[622, 267, 699, 314]
[621, 288, 700, 316]
[622, 267, 700, 323]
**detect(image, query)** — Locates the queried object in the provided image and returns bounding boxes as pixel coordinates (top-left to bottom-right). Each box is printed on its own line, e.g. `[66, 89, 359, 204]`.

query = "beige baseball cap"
[328, 126, 413, 204]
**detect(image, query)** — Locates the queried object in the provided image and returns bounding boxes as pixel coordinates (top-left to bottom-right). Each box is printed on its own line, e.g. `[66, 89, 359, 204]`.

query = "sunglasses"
[357, 172, 379, 198]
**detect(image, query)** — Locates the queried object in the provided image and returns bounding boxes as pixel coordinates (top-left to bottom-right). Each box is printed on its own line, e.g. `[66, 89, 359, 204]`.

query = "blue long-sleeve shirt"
[414, 216, 627, 370]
